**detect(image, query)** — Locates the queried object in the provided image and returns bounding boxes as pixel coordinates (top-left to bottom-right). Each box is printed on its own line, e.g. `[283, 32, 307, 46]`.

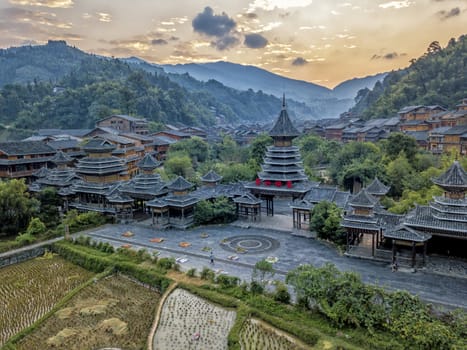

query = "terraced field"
[0, 255, 94, 346]
[16, 274, 161, 350]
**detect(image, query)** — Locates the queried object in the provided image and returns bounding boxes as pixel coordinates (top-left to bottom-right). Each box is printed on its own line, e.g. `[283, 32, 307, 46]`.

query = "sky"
[0, 0, 465, 88]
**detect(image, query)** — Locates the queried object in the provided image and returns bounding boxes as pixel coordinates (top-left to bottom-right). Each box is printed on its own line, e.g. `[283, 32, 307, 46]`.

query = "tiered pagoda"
[67, 138, 132, 219]
[245, 96, 316, 215]
[403, 161, 467, 256]
[147, 176, 199, 229]
[120, 153, 168, 209]
[29, 151, 80, 193]
[342, 189, 382, 257]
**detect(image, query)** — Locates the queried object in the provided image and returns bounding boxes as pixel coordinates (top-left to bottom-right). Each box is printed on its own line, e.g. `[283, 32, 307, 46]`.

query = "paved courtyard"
[86, 223, 467, 310]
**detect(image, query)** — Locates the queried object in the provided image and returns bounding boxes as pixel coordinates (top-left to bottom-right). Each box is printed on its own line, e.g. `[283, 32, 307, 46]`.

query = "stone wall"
[0, 246, 49, 268]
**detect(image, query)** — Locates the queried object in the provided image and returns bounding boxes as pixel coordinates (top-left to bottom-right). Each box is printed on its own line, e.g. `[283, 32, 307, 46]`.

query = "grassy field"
[16, 274, 161, 350]
[0, 254, 93, 347]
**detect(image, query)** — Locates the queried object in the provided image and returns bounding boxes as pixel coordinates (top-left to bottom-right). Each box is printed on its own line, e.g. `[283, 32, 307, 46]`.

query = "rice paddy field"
[16, 274, 161, 350]
[0, 255, 94, 347]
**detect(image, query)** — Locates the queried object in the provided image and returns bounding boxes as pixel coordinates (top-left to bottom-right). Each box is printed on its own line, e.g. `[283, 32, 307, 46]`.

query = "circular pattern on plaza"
[219, 235, 280, 254]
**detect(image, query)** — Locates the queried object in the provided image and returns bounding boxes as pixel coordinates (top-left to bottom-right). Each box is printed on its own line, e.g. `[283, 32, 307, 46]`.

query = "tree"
[37, 187, 61, 229]
[384, 133, 418, 162]
[0, 179, 39, 236]
[252, 259, 275, 286]
[310, 201, 345, 243]
[164, 153, 194, 179]
[194, 197, 236, 225]
[249, 133, 273, 165]
[24, 217, 47, 236]
[386, 153, 414, 197]
[168, 137, 209, 164]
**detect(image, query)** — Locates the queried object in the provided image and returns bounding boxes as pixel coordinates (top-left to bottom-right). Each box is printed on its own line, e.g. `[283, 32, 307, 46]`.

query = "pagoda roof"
[201, 170, 223, 183]
[0, 141, 56, 156]
[51, 150, 72, 165]
[233, 193, 262, 205]
[404, 205, 467, 236]
[290, 198, 312, 210]
[365, 177, 390, 196]
[269, 97, 300, 138]
[168, 176, 193, 191]
[348, 189, 378, 208]
[432, 161, 467, 189]
[137, 153, 160, 171]
[107, 191, 134, 204]
[33, 167, 49, 178]
[384, 226, 431, 242]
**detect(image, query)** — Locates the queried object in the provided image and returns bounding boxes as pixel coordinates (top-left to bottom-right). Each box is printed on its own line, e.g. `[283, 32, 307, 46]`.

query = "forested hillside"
[351, 35, 466, 119]
[0, 41, 312, 140]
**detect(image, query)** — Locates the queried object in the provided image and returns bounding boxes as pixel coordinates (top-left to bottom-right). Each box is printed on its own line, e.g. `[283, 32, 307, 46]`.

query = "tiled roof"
[99, 114, 147, 123]
[201, 170, 223, 183]
[269, 98, 300, 138]
[168, 176, 193, 191]
[365, 177, 390, 196]
[107, 192, 134, 203]
[233, 193, 262, 205]
[38, 129, 92, 137]
[384, 225, 431, 242]
[82, 138, 116, 152]
[432, 161, 467, 188]
[348, 189, 377, 208]
[47, 139, 81, 150]
[51, 151, 72, 164]
[0, 141, 56, 155]
[137, 153, 160, 171]
[404, 205, 467, 235]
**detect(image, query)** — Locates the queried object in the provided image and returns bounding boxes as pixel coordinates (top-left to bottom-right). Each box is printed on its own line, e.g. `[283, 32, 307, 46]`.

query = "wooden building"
[0, 141, 56, 181]
[97, 115, 149, 135]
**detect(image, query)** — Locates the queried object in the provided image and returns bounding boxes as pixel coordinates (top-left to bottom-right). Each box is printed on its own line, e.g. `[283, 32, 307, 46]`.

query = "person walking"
[210, 251, 214, 265]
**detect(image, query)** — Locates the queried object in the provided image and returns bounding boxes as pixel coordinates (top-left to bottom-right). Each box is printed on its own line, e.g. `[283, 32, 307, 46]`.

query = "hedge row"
[2, 268, 113, 349]
[52, 241, 172, 294]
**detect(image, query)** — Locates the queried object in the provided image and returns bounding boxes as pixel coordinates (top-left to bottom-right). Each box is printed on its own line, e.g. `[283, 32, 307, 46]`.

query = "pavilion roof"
[233, 193, 262, 205]
[201, 170, 223, 183]
[365, 177, 390, 196]
[432, 161, 467, 189]
[168, 176, 193, 191]
[51, 150, 72, 165]
[137, 153, 160, 171]
[384, 225, 431, 242]
[269, 96, 300, 138]
[348, 189, 378, 208]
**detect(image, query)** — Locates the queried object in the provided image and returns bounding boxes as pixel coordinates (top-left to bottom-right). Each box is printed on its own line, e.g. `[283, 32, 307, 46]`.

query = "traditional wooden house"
[97, 115, 149, 135]
[0, 141, 56, 181]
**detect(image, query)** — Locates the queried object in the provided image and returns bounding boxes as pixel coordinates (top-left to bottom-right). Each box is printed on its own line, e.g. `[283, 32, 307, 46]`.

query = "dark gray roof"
[99, 114, 147, 123]
[269, 98, 300, 138]
[47, 139, 81, 150]
[0, 141, 56, 156]
[168, 176, 193, 191]
[384, 225, 431, 242]
[137, 153, 160, 171]
[398, 105, 423, 114]
[349, 189, 378, 208]
[107, 192, 134, 203]
[51, 151, 72, 165]
[38, 129, 92, 137]
[201, 170, 223, 183]
[233, 193, 262, 205]
[365, 178, 390, 196]
[432, 161, 467, 189]
[404, 205, 467, 236]
[98, 133, 135, 145]
[82, 138, 116, 152]
[441, 125, 467, 135]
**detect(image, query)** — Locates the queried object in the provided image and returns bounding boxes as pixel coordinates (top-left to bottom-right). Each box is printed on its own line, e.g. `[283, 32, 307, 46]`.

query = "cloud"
[8, 0, 74, 8]
[152, 38, 168, 45]
[437, 7, 460, 20]
[379, 1, 413, 9]
[97, 12, 112, 23]
[192, 7, 236, 37]
[292, 57, 308, 66]
[3, 7, 72, 29]
[213, 35, 239, 50]
[244, 12, 258, 19]
[371, 51, 407, 60]
[248, 0, 314, 12]
[244, 33, 268, 48]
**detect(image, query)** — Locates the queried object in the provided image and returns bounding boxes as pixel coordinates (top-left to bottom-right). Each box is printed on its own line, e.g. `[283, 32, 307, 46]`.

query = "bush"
[186, 268, 197, 277]
[250, 280, 264, 294]
[156, 257, 175, 270]
[15, 232, 36, 245]
[273, 281, 291, 304]
[216, 274, 240, 288]
[200, 267, 215, 281]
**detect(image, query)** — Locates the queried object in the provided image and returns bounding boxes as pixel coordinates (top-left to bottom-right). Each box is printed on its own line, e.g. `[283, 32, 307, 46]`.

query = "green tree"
[24, 217, 47, 236]
[168, 137, 209, 163]
[386, 153, 414, 197]
[249, 133, 273, 165]
[164, 153, 194, 179]
[252, 259, 275, 286]
[37, 187, 61, 229]
[310, 201, 345, 243]
[194, 197, 236, 225]
[0, 179, 39, 236]
[384, 133, 418, 162]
